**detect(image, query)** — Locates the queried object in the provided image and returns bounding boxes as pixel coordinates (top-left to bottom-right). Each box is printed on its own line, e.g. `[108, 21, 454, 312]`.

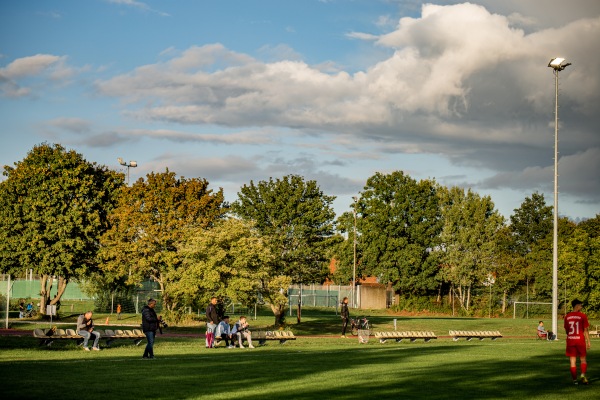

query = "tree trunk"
[270, 303, 285, 327]
[502, 290, 507, 313]
[466, 285, 471, 311]
[39, 275, 52, 315]
[39, 275, 69, 315]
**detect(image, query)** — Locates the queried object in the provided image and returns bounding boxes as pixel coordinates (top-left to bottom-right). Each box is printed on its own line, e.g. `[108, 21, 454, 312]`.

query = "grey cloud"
[47, 118, 92, 134]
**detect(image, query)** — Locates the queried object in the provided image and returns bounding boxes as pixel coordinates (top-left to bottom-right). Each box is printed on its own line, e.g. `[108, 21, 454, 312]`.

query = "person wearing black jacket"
[205, 297, 219, 348]
[142, 298, 161, 359]
[340, 297, 350, 338]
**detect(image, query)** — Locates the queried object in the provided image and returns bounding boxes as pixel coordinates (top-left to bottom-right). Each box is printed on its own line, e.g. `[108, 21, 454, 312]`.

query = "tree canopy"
[358, 171, 443, 295]
[98, 169, 227, 311]
[0, 143, 122, 313]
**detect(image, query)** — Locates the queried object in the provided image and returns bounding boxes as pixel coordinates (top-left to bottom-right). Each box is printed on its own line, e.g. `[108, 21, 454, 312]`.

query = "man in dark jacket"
[205, 297, 219, 348]
[340, 297, 350, 338]
[142, 298, 161, 359]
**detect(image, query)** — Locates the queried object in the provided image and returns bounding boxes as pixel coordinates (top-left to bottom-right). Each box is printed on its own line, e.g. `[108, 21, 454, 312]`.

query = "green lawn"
[1, 311, 598, 400]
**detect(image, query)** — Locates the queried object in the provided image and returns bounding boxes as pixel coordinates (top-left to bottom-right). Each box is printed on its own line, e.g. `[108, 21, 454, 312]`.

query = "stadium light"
[352, 196, 358, 308]
[548, 57, 571, 340]
[118, 157, 138, 185]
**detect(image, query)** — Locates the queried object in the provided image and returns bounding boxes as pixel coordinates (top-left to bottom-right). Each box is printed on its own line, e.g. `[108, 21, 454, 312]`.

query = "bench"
[33, 328, 145, 347]
[253, 330, 296, 345]
[374, 331, 437, 343]
[590, 325, 599, 338]
[449, 330, 502, 341]
[215, 330, 296, 346]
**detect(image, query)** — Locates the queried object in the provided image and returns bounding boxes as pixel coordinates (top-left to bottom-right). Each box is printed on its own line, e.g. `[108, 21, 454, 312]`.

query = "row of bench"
[32, 328, 500, 347]
[374, 330, 503, 343]
[33, 328, 145, 347]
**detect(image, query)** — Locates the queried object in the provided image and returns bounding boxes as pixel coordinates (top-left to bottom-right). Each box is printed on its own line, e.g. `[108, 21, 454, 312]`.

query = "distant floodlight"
[548, 57, 571, 71]
[117, 157, 138, 185]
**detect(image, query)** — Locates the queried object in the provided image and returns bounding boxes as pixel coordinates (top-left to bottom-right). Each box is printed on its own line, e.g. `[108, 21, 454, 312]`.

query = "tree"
[232, 175, 336, 324]
[438, 186, 505, 312]
[359, 171, 442, 296]
[0, 143, 122, 314]
[509, 192, 553, 256]
[509, 193, 553, 299]
[177, 218, 273, 312]
[492, 226, 526, 313]
[98, 169, 226, 312]
[332, 209, 359, 285]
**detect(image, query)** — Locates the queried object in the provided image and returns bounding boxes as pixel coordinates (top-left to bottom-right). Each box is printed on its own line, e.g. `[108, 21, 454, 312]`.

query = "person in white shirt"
[215, 316, 234, 348]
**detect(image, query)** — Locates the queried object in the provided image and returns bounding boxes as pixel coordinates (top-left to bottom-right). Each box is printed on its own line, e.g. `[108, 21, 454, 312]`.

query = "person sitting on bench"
[232, 316, 254, 348]
[77, 311, 101, 351]
[538, 321, 548, 340]
[216, 316, 235, 348]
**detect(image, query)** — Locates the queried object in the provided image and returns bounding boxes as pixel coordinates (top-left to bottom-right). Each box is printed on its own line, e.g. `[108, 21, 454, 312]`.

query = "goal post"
[513, 301, 553, 319]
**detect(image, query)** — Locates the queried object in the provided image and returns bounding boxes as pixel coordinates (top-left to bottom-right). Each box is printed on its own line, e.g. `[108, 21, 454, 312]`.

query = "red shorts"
[566, 343, 587, 357]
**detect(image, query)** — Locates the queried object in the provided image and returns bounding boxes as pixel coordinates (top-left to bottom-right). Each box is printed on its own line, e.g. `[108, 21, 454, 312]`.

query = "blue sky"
[1, 0, 599, 221]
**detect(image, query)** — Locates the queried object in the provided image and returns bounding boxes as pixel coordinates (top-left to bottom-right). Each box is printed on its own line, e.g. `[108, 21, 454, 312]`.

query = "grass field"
[1, 309, 598, 399]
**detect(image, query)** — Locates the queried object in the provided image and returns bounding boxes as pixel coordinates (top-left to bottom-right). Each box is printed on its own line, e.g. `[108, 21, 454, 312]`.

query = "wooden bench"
[449, 330, 502, 341]
[589, 325, 599, 338]
[374, 331, 437, 343]
[253, 330, 297, 345]
[214, 330, 296, 346]
[33, 328, 145, 347]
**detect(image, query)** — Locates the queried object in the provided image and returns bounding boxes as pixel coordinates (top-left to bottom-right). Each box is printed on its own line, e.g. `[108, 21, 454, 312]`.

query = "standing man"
[142, 298, 161, 359]
[205, 297, 219, 348]
[77, 311, 101, 351]
[564, 299, 591, 385]
[340, 297, 350, 338]
[116, 303, 122, 320]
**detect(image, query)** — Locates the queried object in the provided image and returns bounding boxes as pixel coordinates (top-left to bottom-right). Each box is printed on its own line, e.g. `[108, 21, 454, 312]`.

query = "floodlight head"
[548, 58, 571, 71]
[129, 161, 138, 168]
[117, 157, 125, 166]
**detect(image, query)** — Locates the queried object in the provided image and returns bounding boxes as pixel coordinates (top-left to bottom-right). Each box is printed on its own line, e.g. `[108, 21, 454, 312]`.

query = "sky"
[1, 0, 599, 221]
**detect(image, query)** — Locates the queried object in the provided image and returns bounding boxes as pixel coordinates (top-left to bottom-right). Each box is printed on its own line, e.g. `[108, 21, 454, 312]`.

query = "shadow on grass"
[0, 336, 593, 400]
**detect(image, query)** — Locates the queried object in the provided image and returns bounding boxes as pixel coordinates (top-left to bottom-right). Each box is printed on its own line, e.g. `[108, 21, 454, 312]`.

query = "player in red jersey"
[564, 299, 591, 385]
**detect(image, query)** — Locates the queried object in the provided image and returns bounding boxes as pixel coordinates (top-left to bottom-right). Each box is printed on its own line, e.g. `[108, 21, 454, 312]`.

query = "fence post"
[4, 274, 11, 329]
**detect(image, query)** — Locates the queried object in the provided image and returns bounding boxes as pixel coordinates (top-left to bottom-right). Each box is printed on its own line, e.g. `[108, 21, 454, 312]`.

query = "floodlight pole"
[352, 196, 358, 309]
[118, 157, 138, 186]
[548, 57, 571, 340]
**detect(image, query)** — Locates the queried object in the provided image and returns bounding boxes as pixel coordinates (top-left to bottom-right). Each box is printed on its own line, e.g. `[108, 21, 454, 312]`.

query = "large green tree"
[0, 143, 122, 314]
[509, 193, 553, 298]
[177, 218, 273, 313]
[98, 169, 226, 311]
[438, 186, 505, 312]
[232, 175, 336, 324]
[358, 171, 442, 296]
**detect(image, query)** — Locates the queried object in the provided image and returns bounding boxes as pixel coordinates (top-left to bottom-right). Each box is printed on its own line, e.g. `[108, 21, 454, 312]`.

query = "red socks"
[581, 362, 587, 375]
[570, 366, 577, 380]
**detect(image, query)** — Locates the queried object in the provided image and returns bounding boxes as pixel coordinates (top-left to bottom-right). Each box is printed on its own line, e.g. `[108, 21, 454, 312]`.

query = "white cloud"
[107, 0, 170, 17]
[0, 54, 75, 97]
[92, 3, 600, 210]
